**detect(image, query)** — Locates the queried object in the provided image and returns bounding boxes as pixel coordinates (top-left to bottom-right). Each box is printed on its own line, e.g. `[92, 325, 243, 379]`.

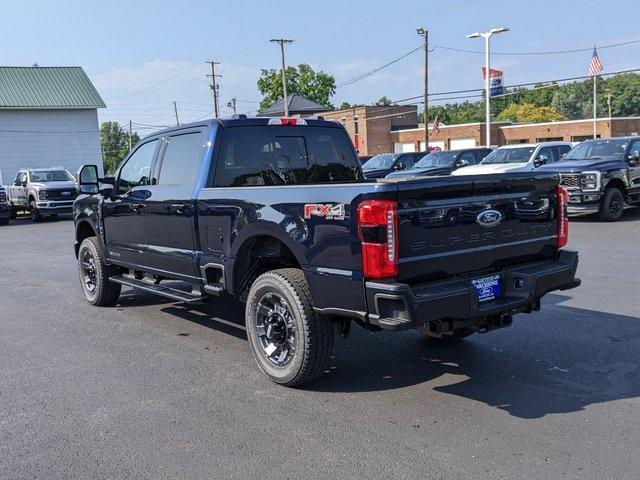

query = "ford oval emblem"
[476, 209, 503, 228]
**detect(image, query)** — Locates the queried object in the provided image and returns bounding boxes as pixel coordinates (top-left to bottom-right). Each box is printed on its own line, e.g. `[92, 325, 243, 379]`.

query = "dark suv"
[540, 137, 640, 221]
[386, 147, 493, 179]
[361, 152, 426, 179]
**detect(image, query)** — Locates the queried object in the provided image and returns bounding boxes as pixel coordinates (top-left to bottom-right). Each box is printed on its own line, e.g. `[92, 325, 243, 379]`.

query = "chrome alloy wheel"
[81, 249, 98, 294]
[255, 292, 296, 366]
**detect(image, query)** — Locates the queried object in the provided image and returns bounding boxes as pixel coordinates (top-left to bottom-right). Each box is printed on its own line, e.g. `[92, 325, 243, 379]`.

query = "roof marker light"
[268, 117, 307, 126]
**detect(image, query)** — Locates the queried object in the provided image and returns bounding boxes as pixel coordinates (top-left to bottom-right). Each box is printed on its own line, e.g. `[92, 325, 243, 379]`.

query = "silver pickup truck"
[7, 167, 78, 222]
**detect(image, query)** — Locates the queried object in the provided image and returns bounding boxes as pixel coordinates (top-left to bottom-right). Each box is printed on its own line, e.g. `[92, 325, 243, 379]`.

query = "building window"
[507, 139, 529, 144]
[537, 137, 563, 142]
[572, 135, 600, 142]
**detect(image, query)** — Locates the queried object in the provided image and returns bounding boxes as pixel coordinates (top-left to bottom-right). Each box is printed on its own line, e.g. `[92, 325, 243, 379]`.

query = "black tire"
[9, 207, 16, 220]
[419, 325, 476, 342]
[599, 188, 625, 221]
[245, 268, 334, 387]
[29, 200, 41, 222]
[0, 217, 8, 226]
[77, 237, 121, 306]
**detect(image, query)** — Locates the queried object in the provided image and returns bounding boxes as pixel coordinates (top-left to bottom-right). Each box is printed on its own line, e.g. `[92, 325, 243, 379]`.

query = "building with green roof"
[0, 66, 105, 184]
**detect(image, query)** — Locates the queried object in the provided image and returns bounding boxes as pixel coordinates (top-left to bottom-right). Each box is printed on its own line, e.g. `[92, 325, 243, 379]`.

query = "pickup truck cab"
[386, 147, 493, 179]
[361, 152, 425, 179]
[73, 116, 580, 387]
[8, 167, 78, 222]
[453, 142, 573, 176]
[539, 136, 640, 221]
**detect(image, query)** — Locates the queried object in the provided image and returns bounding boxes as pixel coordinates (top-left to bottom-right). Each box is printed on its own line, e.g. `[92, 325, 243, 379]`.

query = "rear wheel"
[29, 200, 41, 222]
[599, 188, 625, 221]
[9, 207, 17, 220]
[77, 237, 121, 306]
[245, 268, 334, 387]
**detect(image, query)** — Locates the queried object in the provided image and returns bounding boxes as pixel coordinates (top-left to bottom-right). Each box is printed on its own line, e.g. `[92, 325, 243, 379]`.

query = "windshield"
[564, 139, 629, 160]
[413, 151, 459, 169]
[481, 147, 535, 165]
[29, 170, 74, 182]
[362, 153, 397, 171]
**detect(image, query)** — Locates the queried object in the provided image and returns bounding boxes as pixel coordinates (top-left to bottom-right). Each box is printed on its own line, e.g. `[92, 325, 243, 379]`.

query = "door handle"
[131, 203, 145, 213]
[168, 204, 189, 215]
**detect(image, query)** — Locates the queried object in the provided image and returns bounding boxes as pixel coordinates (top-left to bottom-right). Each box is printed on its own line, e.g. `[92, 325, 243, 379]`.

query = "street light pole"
[270, 38, 294, 116]
[466, 27, 509, 147]
[417, 27, 429, 150]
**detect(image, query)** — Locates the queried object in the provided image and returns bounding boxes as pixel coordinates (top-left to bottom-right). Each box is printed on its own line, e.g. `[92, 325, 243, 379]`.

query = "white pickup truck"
[453, 141, 573, 175]
[7, 167, 78, 222]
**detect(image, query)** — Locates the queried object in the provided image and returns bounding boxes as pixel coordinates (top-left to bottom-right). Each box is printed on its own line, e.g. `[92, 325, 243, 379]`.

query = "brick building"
[321, 105, 640, 153]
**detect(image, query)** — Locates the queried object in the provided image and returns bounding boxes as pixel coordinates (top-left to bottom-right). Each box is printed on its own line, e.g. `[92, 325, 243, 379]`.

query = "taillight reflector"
[357, 200, 398, 279]
[556, 185, 569, 248]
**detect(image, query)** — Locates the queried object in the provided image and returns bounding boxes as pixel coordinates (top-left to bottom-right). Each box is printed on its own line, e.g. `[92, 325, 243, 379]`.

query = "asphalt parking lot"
[1, 210, 639, 479]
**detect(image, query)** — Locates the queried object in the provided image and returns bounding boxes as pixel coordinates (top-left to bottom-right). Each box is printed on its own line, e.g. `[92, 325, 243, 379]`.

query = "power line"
[336, 45, 423, 88]
[432, 37, 640, 56]
[392, 66, 640, 104]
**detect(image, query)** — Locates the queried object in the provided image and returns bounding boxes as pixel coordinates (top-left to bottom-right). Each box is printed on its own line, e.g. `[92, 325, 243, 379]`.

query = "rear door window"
[212, 126, 361, 187]
[158, 132, 204, 186]
[554, 145, 571, 160]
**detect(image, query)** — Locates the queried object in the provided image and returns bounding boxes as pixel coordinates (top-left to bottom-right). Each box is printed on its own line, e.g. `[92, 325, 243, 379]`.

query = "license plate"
[472, 275, 501, 302]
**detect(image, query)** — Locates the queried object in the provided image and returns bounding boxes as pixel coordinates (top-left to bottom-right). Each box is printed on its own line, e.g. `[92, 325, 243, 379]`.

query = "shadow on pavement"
[112, 288, 640, 420]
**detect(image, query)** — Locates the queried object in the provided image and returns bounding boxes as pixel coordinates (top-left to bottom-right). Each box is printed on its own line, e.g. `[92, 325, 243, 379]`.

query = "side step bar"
[109, 275, 207, 303]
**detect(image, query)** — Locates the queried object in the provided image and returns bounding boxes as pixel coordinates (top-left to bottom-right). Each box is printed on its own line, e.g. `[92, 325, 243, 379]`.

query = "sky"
[2, 0, 639, 132]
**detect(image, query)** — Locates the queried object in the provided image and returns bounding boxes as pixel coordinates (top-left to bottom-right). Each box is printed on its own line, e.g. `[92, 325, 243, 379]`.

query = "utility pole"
[269, 38, 294, 116]
[205, 61, 222, 117]
[227, 98, 237, 114]
[173, 101, 180, 126]
[607, 91, 612, 118]
[128, 120, 132, 151]
[417, 27, 429, 150]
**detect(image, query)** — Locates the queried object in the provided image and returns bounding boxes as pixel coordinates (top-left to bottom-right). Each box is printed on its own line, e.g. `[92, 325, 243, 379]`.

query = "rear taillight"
[556, 185, 569, 248]
[357, 199, 398, 279]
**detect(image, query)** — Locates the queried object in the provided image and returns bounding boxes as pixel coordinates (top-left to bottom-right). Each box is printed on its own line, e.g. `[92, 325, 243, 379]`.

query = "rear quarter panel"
[196, 182, 393, 315]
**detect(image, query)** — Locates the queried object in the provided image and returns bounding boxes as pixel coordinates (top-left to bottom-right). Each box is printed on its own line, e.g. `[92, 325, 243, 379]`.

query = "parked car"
[8, 167, 78, 222]
[385, 147, 493, 179]
[361, 152, 426, 179]
[539, 137, 640, 221]
[0, 187, 9, 225]
[73, 116, 580, 387]
[452, 141, 573, 175]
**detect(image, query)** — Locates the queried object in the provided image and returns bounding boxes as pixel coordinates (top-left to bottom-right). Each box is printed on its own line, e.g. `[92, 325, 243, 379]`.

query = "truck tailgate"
[390, 173, 559, 284]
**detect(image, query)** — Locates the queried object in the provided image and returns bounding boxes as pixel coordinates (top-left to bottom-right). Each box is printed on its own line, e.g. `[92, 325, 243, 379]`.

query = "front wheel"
[599, 188, 625, 221]
[245, 268, 334, 387]
[29, 200, 41, 222]
[9, 207, 17, 220]
[77, 237, 121, 306]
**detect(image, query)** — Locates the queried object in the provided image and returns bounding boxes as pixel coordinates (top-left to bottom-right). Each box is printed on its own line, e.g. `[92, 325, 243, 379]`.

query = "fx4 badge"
[304, 203, 346, 220]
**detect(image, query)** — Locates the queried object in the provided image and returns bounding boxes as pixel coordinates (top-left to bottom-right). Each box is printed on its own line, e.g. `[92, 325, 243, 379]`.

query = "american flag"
[588, 47, 604, 77]
[431, 114, 441, 134]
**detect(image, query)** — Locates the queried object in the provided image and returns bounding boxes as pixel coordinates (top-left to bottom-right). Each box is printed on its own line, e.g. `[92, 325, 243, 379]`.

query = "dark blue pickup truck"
[74, 116, 580, 386]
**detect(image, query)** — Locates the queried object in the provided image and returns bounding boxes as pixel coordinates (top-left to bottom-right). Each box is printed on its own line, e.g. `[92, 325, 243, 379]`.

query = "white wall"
[0, 109, 102, 184]
[450, 138, 476, 150]
[394, 142, 416, 153]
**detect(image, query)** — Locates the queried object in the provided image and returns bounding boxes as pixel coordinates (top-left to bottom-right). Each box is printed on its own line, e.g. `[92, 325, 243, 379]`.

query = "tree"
[100, 122, 140, 174]
[257, 63, 336, 111]
[337, 101, 365, 110]
[375, 96, 393, 106]
[496, 102, 566, 123]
